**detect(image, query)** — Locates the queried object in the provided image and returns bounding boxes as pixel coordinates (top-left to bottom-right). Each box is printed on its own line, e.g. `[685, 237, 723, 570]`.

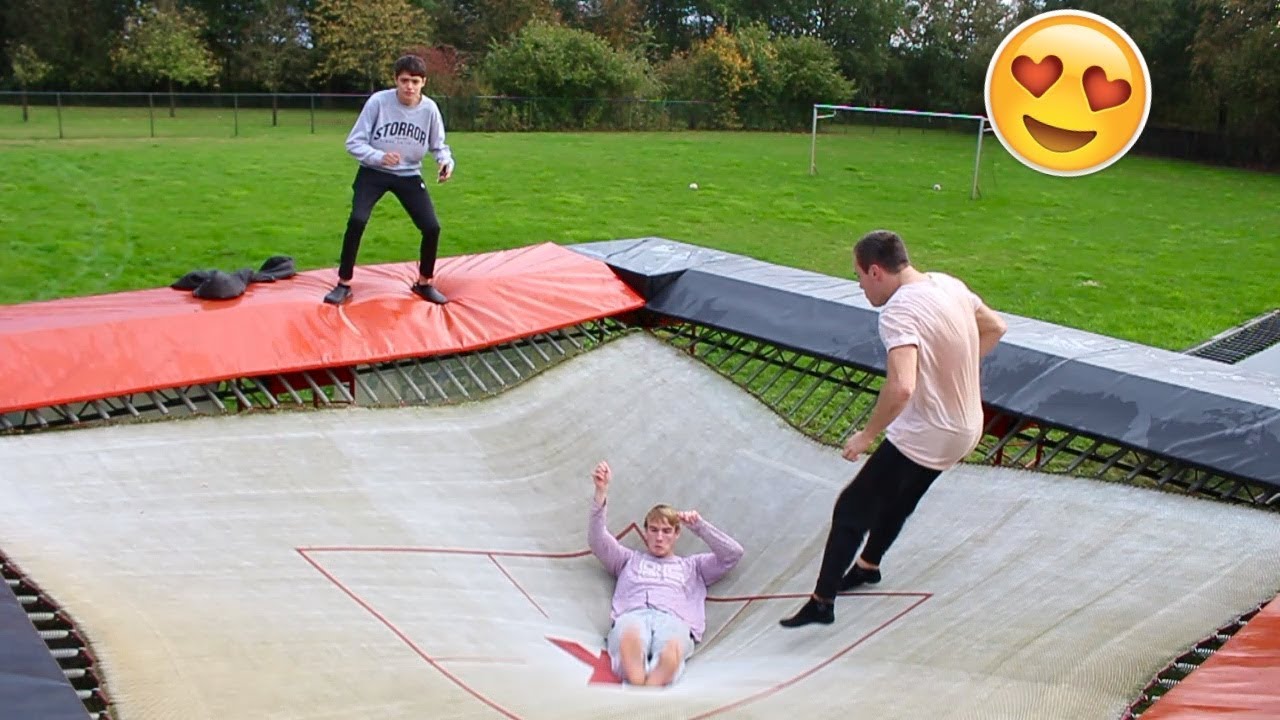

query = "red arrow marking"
[546, 637, 621, 684]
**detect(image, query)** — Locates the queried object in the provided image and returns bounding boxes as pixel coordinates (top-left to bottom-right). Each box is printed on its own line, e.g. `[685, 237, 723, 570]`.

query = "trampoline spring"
[452, 355, 490, 394]
[473, 352, 507, 386]
[173, 386, 201, 413]
[1156, 678, 1180, 688]
[38, 629, 70, 640]
[390, 362, 431, 402]
[224, 381, 254, 410]
[91, 399, 112, 421]
[539, 329, 568, 356]
[322, 368, 355, 403]
[145, 390, 171, 415]
[48, 648, 81, 659]
[62, 668, 86, 679]
[26, 612, 55, 622]
[489, 346, 522, 380]
[299, 372, 331, 406]
[520, 334, 554, 363]
[1172, 662, 1199, 672]
[557, 326, 586, 351]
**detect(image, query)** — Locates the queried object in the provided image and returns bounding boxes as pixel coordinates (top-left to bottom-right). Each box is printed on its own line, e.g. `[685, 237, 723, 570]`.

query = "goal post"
[809, 104, 991, 200]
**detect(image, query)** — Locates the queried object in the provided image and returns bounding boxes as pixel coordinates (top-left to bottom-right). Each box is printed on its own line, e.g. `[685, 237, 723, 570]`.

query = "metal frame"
[0, 318, 629, 720]
[648, 320, 1278, 720]
[3, 313, 1277, 720]
[1, 550, 111, 719]
[1120, 601, 1268, 719]
[652, 321, 1280, 509]
[1183, 308, 1280, 364]
[635, 305, 1280, 508]
[1, 319, 631, 433]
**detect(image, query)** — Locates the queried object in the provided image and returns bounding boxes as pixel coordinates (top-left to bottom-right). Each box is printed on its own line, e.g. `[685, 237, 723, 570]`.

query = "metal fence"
[0, 90, 811, 140]
[2, 90, 1273, 170]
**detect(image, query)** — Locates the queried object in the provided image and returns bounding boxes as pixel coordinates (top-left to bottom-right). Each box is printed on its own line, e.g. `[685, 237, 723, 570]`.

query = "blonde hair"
[643, 504, 680, 529]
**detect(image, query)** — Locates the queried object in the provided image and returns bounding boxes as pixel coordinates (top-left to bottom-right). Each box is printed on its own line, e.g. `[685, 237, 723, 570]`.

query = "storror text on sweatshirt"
[345, 89, 453, 177]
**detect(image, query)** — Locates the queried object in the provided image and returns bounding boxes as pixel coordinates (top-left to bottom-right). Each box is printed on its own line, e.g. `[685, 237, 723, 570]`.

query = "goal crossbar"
[809, 104, 991, 199]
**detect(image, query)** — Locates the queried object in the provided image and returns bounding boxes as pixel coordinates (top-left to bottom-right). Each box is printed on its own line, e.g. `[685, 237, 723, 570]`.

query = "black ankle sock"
[841, 564, 881, 591]
[779, 596, 835, 627]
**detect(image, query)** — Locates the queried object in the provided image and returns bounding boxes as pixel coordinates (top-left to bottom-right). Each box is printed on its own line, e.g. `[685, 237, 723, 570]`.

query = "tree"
[7, 42, 51, 122]
[1034, 0, 1205, 126]
[432, 0, 557, 55]
[660, 26, 757, 128]
[719, 0, 905, 104]
[403, 43, 475, 96]
[111, 1, 220, 116]
[891, 0, 1011, 113]
[638, 0, 702, 57]
[1191, 0, 1280, 162]
[2, 0, 129, 90]
[554, 0, 649, 51]
[236, 0, 312, 121]
[773, 34, 856, 106]
[480, 20, 657, 127]
[309, 0, 432, 91]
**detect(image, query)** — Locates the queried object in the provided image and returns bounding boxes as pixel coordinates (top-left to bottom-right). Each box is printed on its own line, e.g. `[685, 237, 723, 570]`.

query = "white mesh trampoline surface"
[2, 333, 1279, 720]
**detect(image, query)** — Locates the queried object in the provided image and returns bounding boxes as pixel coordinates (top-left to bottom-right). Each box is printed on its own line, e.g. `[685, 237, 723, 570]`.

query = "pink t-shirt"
[878, 272, 986, 470]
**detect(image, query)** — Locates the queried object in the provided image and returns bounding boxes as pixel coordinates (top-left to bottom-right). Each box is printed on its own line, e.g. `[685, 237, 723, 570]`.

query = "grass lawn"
[1, 113, 1276, 351]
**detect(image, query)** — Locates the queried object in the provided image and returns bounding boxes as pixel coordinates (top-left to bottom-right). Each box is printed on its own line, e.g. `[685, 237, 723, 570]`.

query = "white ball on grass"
[689, 182, 698, 190]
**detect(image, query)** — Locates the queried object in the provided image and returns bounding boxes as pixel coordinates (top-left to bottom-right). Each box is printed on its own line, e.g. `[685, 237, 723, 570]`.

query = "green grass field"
[1, 109, 1277, 351]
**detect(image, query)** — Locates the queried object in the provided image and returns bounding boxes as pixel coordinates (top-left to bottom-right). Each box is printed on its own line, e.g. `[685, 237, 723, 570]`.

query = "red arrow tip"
[546, 637, 621, 684]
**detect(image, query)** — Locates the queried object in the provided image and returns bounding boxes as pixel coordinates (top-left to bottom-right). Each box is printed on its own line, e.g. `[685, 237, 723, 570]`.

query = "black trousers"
[338, 165, 441, 282]
[813, 439, 942, 599]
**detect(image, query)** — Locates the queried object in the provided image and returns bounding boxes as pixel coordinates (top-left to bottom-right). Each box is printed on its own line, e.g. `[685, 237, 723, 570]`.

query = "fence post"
[148, 93, 155, 138]
[55, 92, 63, 139]
[233, 93, 239, 138]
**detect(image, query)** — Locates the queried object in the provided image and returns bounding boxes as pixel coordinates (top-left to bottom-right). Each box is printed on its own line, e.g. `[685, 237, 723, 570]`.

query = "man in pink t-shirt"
[781, 229, 1008, 628]
[588, 460, 744, 685]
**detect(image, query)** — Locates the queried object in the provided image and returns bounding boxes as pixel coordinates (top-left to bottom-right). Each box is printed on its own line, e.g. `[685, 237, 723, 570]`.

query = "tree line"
[2, 1, 1277, 164]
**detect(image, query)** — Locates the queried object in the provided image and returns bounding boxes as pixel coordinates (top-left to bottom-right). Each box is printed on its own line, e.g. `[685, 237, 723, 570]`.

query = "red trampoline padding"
[1138, 594, 1280, 720]
[0, 242, 644, 415]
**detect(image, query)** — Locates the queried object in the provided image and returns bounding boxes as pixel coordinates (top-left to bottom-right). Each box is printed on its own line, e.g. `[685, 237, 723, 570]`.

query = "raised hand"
[677, 510, 701, 525]
[592, 461, 611, 501]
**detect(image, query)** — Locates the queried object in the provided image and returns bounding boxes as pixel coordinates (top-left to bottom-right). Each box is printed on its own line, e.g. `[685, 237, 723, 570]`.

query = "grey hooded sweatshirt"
[345, 89, 453, 177]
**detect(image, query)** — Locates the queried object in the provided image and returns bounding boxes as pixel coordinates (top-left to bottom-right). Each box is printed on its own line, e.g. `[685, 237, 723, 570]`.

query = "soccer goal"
[809, 104, 991, 199]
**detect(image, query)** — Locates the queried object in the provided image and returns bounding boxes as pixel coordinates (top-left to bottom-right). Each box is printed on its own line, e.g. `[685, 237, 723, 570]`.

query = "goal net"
[809, 104, 992, 199]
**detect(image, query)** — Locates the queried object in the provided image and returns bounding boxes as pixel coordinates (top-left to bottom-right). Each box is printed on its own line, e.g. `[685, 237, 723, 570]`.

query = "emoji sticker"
[985, 10, 1151, 177]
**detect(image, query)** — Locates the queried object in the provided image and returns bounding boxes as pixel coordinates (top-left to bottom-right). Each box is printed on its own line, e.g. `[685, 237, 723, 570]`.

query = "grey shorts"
[606, 607, 697, 683]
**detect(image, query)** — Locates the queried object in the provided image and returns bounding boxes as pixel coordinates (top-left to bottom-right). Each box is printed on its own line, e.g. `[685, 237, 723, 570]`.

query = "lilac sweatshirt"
[588, 497, 744, 641]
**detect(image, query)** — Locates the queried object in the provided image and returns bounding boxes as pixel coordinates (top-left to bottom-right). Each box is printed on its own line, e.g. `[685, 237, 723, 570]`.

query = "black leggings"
[338, 165, 441, 282]
[814, 439, 942, 599]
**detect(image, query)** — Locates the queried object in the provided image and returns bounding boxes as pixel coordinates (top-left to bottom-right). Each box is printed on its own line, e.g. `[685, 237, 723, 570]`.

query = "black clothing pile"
[172, 256, 297, 300]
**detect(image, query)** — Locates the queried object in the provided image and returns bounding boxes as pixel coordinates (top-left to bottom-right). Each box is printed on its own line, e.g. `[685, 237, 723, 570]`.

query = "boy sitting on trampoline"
[587, 460, 744, 686]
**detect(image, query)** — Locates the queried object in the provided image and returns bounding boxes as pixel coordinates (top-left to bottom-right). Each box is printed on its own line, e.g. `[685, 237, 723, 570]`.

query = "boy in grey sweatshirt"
[324, 54, 456, 306]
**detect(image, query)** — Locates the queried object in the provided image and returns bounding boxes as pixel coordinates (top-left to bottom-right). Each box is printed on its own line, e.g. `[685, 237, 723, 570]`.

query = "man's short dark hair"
[854, 230, 910, 273]
[393, 54, 428, 78]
